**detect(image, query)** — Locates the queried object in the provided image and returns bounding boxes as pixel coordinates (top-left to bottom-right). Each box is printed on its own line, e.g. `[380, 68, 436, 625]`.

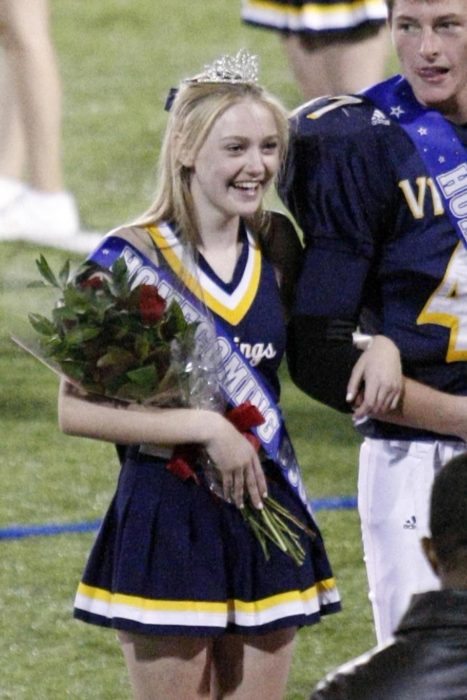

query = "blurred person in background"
[241, 0, 389, 99]
[0, 0, 80, 244]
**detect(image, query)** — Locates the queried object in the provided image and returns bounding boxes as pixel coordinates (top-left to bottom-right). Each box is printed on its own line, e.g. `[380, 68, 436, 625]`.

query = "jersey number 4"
[417, 242, 467, 361]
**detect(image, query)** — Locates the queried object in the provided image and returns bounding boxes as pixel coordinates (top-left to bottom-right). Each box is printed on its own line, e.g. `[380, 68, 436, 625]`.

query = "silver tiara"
[186, 49, 259, 85]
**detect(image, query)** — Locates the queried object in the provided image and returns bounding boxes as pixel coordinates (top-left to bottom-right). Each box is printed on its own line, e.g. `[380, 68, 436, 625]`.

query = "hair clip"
[164, 86, 178, 112]
[186, 49, 259, 86]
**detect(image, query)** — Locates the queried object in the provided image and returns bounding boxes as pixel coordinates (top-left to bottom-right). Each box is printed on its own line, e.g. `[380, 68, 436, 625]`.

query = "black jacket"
[311, 590, 467, 700]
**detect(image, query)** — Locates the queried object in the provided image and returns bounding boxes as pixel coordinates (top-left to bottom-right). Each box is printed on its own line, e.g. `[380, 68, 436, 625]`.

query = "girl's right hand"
[202, 413, 267, 510]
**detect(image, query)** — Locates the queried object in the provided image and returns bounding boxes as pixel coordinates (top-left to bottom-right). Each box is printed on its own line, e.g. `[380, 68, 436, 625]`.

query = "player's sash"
[364, 75, 467, 249]
[87, 225, 312, 517]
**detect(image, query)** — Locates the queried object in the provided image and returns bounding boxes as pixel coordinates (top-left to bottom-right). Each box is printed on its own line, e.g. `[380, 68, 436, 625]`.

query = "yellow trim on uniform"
[77, 577, 337, 618]
[417, 242, 467, 362]
[77, 582, 226, 613]
[145, 224, 262, 326]
[244, 0, 386, 18]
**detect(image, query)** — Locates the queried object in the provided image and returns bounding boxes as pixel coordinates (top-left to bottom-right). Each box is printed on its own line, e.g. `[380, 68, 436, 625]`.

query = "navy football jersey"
[280, 95, 467, 438]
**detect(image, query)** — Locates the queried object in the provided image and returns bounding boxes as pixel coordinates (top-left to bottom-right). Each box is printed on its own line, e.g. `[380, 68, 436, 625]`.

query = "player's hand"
[202, 414, 267, 509]
[347, 335, 402, 420]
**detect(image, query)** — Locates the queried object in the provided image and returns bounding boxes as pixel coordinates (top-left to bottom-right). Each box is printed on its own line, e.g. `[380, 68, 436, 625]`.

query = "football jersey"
[280, 94, 467, 438]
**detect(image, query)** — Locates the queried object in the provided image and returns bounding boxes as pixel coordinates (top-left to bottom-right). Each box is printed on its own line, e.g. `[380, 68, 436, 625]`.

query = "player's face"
[391, 0, 467, 122]
[189, 99, 281, 226]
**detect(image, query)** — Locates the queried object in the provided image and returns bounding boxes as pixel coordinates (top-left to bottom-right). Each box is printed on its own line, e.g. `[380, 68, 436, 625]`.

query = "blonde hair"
[134, 80, 289, 246]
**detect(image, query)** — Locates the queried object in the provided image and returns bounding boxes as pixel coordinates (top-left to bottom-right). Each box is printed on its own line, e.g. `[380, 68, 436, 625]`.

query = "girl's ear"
[175, 133, 194, 168]
[179, 152, 194, 168]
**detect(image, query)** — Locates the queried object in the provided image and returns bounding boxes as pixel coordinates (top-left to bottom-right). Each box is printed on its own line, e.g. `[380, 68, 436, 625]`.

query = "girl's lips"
[231, 181, 263, 198]
[233, 181, 261, 190]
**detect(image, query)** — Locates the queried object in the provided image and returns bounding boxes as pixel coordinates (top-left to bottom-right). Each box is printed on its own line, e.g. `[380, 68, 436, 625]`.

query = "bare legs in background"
[0, 0, 81, 243]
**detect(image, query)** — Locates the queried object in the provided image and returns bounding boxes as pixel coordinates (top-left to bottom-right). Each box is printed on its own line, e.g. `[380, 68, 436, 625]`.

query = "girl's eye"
[262, 141, 279, 153]
[226, 143, 243, 153]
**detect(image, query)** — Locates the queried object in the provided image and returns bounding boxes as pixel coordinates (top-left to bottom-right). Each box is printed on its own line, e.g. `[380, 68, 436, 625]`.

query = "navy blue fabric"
[280, 94, 467, 440]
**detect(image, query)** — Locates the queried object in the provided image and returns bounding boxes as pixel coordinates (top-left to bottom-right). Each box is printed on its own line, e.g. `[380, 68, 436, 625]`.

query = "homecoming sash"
[88, 224, 313, 517]
[364, 75, 467, 248]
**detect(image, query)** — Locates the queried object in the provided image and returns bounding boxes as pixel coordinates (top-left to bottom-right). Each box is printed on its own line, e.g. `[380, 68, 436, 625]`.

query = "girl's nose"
[245, 148, 265, 174]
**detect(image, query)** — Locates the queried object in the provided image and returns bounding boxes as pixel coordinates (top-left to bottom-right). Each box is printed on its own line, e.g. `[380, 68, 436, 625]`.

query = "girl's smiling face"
[188, 98, 282, 227]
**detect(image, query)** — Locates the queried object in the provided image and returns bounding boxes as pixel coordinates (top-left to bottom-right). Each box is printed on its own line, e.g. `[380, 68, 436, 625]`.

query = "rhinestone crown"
[187, 49, 259, 85]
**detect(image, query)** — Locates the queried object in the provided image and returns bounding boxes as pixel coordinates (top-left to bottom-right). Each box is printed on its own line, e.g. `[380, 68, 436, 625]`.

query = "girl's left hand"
[346, 335, 402, 420]
[202, 413, 267, 510]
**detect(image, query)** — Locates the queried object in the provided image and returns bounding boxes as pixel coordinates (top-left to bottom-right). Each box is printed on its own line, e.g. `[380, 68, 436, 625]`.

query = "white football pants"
[358, 438, 466, 645]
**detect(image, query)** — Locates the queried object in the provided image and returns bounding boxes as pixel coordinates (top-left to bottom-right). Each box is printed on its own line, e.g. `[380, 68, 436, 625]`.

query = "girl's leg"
[211, 627, 297, 700]
[118, 631, 213, 700]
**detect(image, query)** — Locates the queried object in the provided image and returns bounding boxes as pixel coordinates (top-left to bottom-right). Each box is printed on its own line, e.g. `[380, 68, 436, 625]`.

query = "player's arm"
[287, 315, 402, 416]
[282, 99, 403, 414]
[260, 210, 303, 317]
[373, 378, 467, 441]
[287, 314, 360, 413]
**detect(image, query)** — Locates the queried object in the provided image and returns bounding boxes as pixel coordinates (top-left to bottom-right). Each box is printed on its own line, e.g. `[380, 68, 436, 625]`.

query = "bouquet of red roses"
[19, 255, 313, 565]
[25, 254, 201, 406]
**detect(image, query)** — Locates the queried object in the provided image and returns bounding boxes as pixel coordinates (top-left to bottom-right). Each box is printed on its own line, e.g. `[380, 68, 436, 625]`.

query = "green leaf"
[35, 255, 61, 288]
[60, 362, 86, 382]
[58, 260, 71, 287]
[160, 299, 191, 340]
[43, 335, 67, 356]
[62, 285, 91, 310]
[110, 257, 132, 297]
[28, 313, 56, 336]
[134, 333, 151, 361]
[53, 305, 80, 325]
[65, 326, 102, 345]
[126, 364, 158, 387]
[96, 347, 134, 368]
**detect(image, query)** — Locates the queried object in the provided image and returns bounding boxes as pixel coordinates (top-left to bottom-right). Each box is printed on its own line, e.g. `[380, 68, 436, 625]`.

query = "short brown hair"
[430, 453, 467, 571]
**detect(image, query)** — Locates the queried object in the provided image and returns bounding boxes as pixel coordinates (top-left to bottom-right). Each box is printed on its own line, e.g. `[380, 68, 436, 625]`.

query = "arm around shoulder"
[378, 378, 467, 441]
[287, 315, 361, 413]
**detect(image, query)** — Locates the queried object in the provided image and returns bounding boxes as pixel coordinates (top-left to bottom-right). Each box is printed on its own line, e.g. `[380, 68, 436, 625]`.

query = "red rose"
[225, 401, 265, 432]
[166, 445, 200, 484]
[139, 285, 166, 324]
[80, 275, 103, 290]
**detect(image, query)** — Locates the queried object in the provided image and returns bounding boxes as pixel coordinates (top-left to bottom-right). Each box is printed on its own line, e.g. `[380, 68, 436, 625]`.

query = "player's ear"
[421, 537, 440, 576]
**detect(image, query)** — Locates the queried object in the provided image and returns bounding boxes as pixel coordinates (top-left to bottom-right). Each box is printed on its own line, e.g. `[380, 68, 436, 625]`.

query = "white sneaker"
[0, 188, 102, 252]
[0, 176, 26, 210]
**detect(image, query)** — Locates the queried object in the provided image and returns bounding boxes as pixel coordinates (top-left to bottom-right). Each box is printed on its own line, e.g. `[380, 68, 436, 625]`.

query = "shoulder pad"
[290, 94, 381, 136]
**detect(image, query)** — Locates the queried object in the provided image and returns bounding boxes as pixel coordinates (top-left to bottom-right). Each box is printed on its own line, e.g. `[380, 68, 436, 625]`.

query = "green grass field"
[0, 2, 387, 697]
